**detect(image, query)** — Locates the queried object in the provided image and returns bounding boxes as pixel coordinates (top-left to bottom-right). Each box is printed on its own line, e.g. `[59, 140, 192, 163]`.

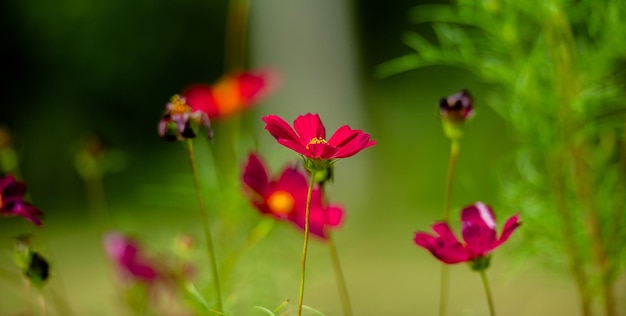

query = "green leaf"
[253, 306, 277, 316]
[302, 305, 326, 316]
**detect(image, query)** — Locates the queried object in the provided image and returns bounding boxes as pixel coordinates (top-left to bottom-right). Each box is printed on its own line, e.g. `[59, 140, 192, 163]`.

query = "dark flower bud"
[439, 89, 474, 139]
[25, 252, 50, 287]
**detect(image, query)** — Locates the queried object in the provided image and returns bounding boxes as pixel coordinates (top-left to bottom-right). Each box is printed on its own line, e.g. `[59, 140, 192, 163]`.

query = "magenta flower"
[242, 153, 343, 239]
[0, 175, 43, 226]
[103, 232, 159, 284]
[262, 113, 375, 162]
[414, 202, 520, 267]
[158, 94, 213, 141]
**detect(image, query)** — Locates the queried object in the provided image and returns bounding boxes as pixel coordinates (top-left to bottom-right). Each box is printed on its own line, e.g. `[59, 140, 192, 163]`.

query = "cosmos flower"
[158, 94, 213, 141]
[103, 232, 159, 284]
[414, 202, 520, 268]
[0, 175, 43, 226]
[262, 113, 375, 165]
[183, 69, 278, 119]
[242, 153, 343, 239]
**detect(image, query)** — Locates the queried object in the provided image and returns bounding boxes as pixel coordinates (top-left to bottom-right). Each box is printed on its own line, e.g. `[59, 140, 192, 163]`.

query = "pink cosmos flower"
[183, 69, 278, 120]
[242, 153, 343, 239]
[0, 175, 43, 226]
[414, 202, 520, 266]
[103, 232, 159, 284]
[262, 113, 375, 161]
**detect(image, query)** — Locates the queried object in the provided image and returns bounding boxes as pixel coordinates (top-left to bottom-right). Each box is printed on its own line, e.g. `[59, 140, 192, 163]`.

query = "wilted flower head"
[183, 69, 278, 120]
[439, 89, 474, 139]
[0, 175, 43, 226]
[414, 202, 520, 270]
[242, 153, 343, 239]
[104, 232, 159, 284]
[158, 94, 213, 141]
[263, 113, 375, 171]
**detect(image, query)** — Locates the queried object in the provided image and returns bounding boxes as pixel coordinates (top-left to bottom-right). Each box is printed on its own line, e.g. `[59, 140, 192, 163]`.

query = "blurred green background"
[0, 0, 601, 315]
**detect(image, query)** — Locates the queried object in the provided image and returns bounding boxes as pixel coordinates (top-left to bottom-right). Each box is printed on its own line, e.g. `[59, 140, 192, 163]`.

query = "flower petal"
[0, 175, 26, 197]
[333, 133, 376, 158]
[494, 214, 521, 249]
[183, 84, 218, 117]
[432, 222, 460, 244]
[293, 113, 326, 144]
[263, 115, 301, 144]
[461, 202, 497, 256]
[306, 143, 339, 159]
[277, 139, 311, 157]
[242, 153, 270, 197]
[414, 231, 471, 264]
[325, 204, 344, 227]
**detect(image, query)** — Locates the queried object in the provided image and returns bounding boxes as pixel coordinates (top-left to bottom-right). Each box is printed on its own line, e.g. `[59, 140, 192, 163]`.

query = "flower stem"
[297, 170, 317, 316]
[39, 291, 47, 316]
[225, 0, 249, 72]
[443, 139, 459, 221]
[438, 266, 450, 316]
[479, 270, 496, 316]
[186, 140, 223, 312]
[326, 231, 352, 316]
[439, 139, 459, 316]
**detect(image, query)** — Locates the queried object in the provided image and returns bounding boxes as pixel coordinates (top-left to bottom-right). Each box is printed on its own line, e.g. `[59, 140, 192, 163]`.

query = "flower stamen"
[306, 137, 328, 150]
[168, 95, 192, 115]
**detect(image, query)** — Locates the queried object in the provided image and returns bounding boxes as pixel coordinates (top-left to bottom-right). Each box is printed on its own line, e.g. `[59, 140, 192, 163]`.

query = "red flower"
[242, 153, 343, 239]
[0, 175, 43, 226]
[414, 202, 520, 266]
[103, 232, 159, 284]
[183, 69, 278, 120]
[262, 113, 375, 161]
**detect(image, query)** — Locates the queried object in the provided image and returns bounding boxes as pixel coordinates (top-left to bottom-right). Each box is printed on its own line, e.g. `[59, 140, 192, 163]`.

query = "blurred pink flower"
[242, 153, 343, 239]
[262, 113, 375, 161]
[0, 175, 43, 226]
[414, 202, 520, 266]
[103, 232, 159, 284]
[183, 69, 278, 119]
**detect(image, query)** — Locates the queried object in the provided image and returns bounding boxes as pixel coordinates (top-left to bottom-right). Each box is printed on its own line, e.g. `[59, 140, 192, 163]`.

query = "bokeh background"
[0, 0, 618, 315]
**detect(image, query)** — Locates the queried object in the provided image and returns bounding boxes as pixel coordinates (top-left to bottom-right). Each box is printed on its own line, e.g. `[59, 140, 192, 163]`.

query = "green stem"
[479, 270, 496, 316]
[438, 266, 450, 316]
[186, 140, 223, 312]
[39, 291, 47, 316]
[85, 175, 110, 234]
[570, 145, 616, 316]
[551, 156, 592, 316]
[326, 231, 352, 316]
[443, 139, 459, 221]
[297, 170, 317, 316]
[439, 139, 459, 316]
[224, 0, 249, 72]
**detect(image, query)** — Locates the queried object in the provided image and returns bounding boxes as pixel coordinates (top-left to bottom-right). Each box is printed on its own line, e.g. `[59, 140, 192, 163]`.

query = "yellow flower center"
[306, 137, 328, 149]
[267, 190, 295, 215]
[169, 95, 192, 115]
